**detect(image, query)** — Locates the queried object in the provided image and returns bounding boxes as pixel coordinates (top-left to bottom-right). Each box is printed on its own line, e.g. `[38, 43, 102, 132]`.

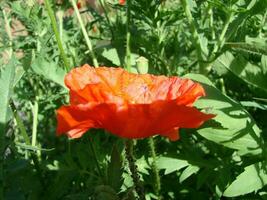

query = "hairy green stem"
[125, 139, 145, 200]
[44, 0, 70, 71]
[181, 0, 206, 74]
[126, 0, 131, 72]
[70, 0, 99, 67]
[148, 137, 161, 198]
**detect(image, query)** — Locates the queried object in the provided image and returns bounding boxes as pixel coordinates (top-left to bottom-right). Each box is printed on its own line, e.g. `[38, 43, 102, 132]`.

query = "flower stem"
[148, 137, 161, 198]
[125, 139, 145, 200]
[70, 0, 99, 67]
[44, 0, 70, 71]
[126, 0, 131, 72]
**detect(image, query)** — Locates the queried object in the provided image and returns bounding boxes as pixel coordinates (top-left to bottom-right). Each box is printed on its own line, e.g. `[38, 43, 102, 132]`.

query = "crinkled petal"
[65, 65, 206, 106]
[56, 100, 215, 140]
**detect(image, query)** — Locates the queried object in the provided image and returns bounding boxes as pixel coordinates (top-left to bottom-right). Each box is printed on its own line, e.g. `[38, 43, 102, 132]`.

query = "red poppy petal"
[57, 100, 214, 140]
[65, 65, 206, 106]
[56, 102, 119, 138]
[58, 65, 214, 140]
[161, 127, 180, 141]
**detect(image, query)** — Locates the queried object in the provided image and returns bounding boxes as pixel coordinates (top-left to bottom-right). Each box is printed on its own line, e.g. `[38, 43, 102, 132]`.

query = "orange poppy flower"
[119, 0, 126, 5]
[56, 65, 214, 141]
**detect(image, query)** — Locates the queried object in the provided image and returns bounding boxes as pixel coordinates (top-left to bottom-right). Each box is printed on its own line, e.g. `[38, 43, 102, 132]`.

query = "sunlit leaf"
[224, 162, 267, 197]
[215, 51, 267, 92]
[31, 56, 66, 88]
[156, 157, 189, 175]
[179, 165, 200, 183]
[185, 74, 263, 155]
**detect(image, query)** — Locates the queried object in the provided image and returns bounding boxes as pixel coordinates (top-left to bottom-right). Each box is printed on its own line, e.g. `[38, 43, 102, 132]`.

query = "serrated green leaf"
[102, 48, 121, 66]
[107, 145, 123, 192]
[179, 165, 200, 183]
[101, 48, 140, 67]
[226, 0, 267, 40]
[223, 162, 267, 197]
[156, 157, 189, 175]
[31, 56, 66, 88]
[184, 74, 263, 155]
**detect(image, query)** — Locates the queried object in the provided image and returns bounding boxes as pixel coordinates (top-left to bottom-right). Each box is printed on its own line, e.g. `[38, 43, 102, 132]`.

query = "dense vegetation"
[1, 0, 267, 199]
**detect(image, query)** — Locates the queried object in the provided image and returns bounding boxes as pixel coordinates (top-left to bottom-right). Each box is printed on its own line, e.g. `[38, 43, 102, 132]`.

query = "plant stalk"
[148, 137, 161, 198]
[70, 0, 99, 67]
[210, 12, 234, 59]
[125, 139, 145, 200]
[44, 0, 70, 71]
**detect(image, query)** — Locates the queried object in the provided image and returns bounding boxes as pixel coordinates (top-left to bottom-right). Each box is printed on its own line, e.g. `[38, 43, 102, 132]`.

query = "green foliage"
[224, 161, 267, 197]
[0, 56, 16, 125]
[215, 51, 267, 93]
[186, 74, 263, 155]
[1, 0, 267, 199]
[107, 145, 124, 192]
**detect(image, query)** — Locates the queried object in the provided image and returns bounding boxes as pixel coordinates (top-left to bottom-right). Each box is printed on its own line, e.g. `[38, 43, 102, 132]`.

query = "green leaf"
[240, 101, 267, 110]
[101, 48, 121, 66]
[179, 165, 200, 183]
[15, 142, 55, 152]
[0, 56, 16, 125]
[156, 157, 189, 175]
[226, 0, 267, 40]
[107, 145, 123, 192]
[31, 56, 66, 88]
[184, 74, 263, 155]
[101, 48, 140, 67]
[0, 56, 16, 195]
[223, 162, 267, 197]
[215, 51, 267, 92]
